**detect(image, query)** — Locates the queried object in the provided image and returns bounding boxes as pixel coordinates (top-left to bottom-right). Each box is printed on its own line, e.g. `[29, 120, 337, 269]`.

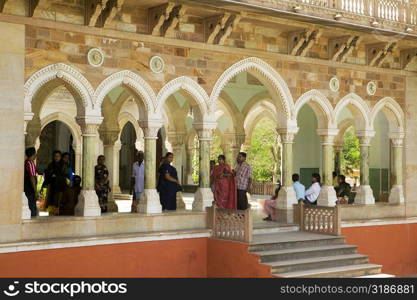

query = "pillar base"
[107, 197, 119, 213]
[354, 185, 375, 205]
[388, 185, 404, 204]
[138, 189, 162, 214]
[75, 190, 101, 217]
[275, 208, 294, 224]
[176, 192, 186, 210]
[192, 188, 214, 211]
[22, 192, 31, 220]
[277, 186, 297, 209]
[112, 185, 121, 194]
[317, 186, 337, 207]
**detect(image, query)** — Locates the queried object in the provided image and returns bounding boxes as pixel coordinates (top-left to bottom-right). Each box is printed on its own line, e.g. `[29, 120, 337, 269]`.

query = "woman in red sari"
[211, 155, 237, 209]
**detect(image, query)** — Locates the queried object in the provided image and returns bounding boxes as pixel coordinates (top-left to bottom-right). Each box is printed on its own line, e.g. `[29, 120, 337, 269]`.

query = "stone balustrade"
[209, 204, 253, 243]
[250, 0, 417, 27]
[299, 201, 342, 236]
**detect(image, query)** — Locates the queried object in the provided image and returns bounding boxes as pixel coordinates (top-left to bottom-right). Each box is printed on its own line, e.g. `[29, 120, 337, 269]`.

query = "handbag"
[177, 184, 183, 192]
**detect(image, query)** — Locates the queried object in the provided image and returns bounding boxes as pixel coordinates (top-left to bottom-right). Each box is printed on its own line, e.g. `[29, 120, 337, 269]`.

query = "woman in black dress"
[157, 152, 180, 211]
[43, 150, 68, 215]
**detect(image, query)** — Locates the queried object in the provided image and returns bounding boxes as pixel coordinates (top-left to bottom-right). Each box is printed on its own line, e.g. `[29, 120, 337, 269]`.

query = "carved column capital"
[389, 132, 405, 148]
[76, 116, 103, 136]
[167, 131, 186, 147]
[140, 120, 163, 139]
[356, 130, 376, 147]
[100, 130, 120, 146]
[277, 127, 299, 144]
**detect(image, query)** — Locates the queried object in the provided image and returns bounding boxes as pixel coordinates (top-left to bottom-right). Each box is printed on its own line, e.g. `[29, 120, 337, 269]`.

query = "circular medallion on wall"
[367, 81, 377, 96]
[149, 55, 165, 73]
[87, 48, 104, 67]
[329, 77, 340, 92]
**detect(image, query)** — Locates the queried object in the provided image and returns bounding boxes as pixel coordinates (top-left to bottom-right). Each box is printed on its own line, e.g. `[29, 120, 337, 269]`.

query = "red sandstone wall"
[0, 238, 208, 278]
[342, 223, 417, 276]
[207, 239, 274, 278]
[0, 238, 273, 278]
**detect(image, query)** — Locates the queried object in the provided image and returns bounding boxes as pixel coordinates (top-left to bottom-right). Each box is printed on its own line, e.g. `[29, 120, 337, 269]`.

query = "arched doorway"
[37, 120, 75, 173]
[119, 122, 137, 192]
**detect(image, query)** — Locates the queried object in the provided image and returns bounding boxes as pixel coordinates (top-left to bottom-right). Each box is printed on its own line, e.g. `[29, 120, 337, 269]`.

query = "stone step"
[253, 225, 299, 235]
[357, 274, 395, 278]
[276, 264, 382, 278]
[250, 233, 345, 252]
[113, 194, 132, 200]
[254, 244, 358, 263]
[269, 254, 369, 274]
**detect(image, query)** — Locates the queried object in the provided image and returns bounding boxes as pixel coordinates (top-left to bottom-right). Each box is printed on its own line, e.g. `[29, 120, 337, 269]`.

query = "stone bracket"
[28, 0, 40, 17]
[366, 42, 397, 67]
[0, 0, 7, 13]
[149, 2, 187, 37]
[95, 0, 125, 28]
[400, 48, 417, 70]
[85, 0, 107, 26]
[288, 28, 322, 57]
[329, 35, 361, 62]
[204, 13, 241, 45]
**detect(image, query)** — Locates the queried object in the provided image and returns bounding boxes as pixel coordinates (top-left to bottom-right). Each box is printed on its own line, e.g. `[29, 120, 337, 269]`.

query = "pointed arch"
[95, 70, 156, 120]
[334, 93, 371, 131]
[295, 89, 335, 129]
[334, 118, 355, 146]
[210, 57, 294, 128]
[24, 63, 95, 117]
[156, 76, 211, 123]
[40, 112, 82, 148]
[118, 112, 143, 142]
[370, 97, 404, 132]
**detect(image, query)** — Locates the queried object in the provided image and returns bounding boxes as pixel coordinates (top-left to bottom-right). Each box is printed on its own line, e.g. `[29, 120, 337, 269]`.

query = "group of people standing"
[210, 152, 253, 210]
[24, 147, 81, 217]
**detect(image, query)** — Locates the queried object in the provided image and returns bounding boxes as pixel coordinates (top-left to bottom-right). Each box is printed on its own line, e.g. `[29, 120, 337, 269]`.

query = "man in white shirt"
[304, 173, 321, 205]
[131, 150, 145, 212]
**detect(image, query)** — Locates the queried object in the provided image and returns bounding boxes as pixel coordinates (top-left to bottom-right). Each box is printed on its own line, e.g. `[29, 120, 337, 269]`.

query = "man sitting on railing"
[301, 173, 321, 205]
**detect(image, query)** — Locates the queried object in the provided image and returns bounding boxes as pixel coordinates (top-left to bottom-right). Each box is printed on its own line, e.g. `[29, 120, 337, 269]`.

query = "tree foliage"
[248, 118, 280, 182]
[342, 126, 360, 175]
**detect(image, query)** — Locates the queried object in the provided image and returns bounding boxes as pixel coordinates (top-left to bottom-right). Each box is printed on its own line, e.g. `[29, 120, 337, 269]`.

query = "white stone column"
[355, 132, 376, 205]
[223, 132, 245, 166]
[138, 122, 163, 214]
[185, 145, 196, 185]
[276, 128, 298, 222]
[334, 144, 343, 175]
[389, 133, 405, 203]
[75, 117, 103, 217]
[101, 130, 120, 212]
[75, 144, 82, 177]
[193, 123, 216, 211]
[167, 132, 186, 210]
[317, 129, 339, 207]
[22, 115, 34, 220]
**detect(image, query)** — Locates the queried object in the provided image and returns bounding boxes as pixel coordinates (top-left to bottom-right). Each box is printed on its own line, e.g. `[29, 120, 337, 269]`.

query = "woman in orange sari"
[211, 155, 237, 209]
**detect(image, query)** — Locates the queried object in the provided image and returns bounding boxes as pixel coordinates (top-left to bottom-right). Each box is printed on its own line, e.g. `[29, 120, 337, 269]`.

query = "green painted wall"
[293, 105, 321, 176]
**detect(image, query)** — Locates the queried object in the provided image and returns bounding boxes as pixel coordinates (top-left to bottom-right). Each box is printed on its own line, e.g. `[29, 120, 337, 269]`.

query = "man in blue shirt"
[292, 173, 305, 201]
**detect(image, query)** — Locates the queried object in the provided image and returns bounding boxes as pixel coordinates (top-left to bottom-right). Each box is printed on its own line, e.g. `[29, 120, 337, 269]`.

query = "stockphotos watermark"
[2, 281, 127, 297]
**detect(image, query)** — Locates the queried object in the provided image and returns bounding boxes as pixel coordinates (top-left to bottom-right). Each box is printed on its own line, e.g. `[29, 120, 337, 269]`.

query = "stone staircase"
[250, 228, 383, 278]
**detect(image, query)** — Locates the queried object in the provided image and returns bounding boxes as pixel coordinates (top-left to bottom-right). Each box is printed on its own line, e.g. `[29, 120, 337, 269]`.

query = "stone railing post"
[75, 116, 103, 216]
[317, 129, 339, 207]
[355, 131, 376, 204]
[276, 127, 299, 223]
[100, 130, 121, 212]
[192, 123, 216, 211]
[138, 121, 163, 214]
[389, 132, 405, 204]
